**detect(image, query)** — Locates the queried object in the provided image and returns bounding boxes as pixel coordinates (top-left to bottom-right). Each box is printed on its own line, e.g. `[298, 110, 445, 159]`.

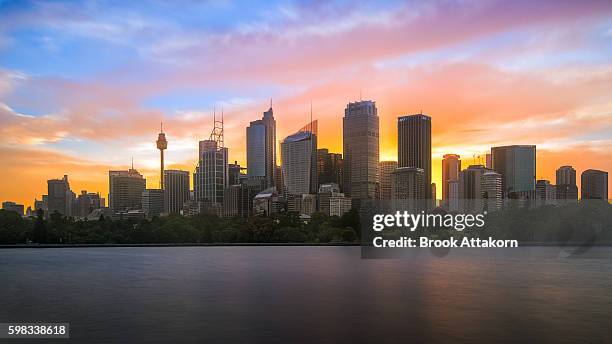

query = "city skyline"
[1, 0, 612, 207]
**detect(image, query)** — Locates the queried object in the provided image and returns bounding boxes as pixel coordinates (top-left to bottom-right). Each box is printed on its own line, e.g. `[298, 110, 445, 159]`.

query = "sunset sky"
[1, 0, 611, 207]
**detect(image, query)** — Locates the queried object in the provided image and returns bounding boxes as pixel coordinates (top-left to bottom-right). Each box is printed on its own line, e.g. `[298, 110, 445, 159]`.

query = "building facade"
[2, 201, 24, 216]
[47, 175, 74, 216]
[379, 161, 398, 200]
[391, 167, 425, 200]
[491, 145, 536, 199]
[398, 114, 432, 200]
[481, 171, 502, 212]
[556, 166, 576, 186]
[535, 180, 556, 207]
[317, 149, 343, 191]
[194, 140, 228, 207]
[76, 191, 104, 217]
[343, 100, 379, 202]
[164, 170, 190, 215]
[142, 189, 164, 218]
[581, 169, 608, 200]
[246, 106, 276, 189]
[459, 165, 488, 212]
[442, 154, 461, 208]
[281, 130, 318, 196]
[109, 169, 146, 212]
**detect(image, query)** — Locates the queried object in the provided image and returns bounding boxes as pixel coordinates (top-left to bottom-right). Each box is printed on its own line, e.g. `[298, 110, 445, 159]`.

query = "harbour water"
[1, 246, 611, 343]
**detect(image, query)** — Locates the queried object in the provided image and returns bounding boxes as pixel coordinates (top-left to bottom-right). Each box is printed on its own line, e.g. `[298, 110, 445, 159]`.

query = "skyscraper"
[228, 161, 245, 186]
[76, 191, 103, 217]
[555, 165, 578, 203]
[556, 166, 576, 186]
[459, 165, 488, 211]
[491, 145, 536, 198]
[164, 170, 190, 214]
[274, 165, 283, 195]
[109, 168, 146, 212]
[398, 114, 432, 200]
[47, 175, 74, 216]
[379, 161, 398, 200]
[223, 184, 251, 218]
[317, 148, 343, 190]
[535, 180, 556, 207]
[442, 154, 461, 207]
[391, 167, 425, 201]
[343, 100, 379, 202]
[281, 129, 317, 196]
[194, 140, 228, 206]
[141, 189, 164, 218]
[581, 169, 608, 200]
[194, 112, 229, 210]
[246, 105, 276, 188]
[156, 123, 167, 189]
[481, 171, 502, 211]
[556, 184, 578, 204]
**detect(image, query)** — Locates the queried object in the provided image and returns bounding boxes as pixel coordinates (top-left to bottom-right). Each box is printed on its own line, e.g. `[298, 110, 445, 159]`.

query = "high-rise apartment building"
[442, 154, 461, 207]
[247, 106, 276, 188]
[379, 161, 398, 200]
[281, 130, 317, 196]
[491, 145, 536, 198]
[343, 100, 379, 202]
[109, 169, 146, 212]
[581, 169, 608, 200]
[398, 114, 432, 200]
[164, 170, 190, 215]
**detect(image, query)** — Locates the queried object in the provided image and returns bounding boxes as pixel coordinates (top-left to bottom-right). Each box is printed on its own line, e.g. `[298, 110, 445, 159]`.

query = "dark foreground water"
[1, 247, 611, 343]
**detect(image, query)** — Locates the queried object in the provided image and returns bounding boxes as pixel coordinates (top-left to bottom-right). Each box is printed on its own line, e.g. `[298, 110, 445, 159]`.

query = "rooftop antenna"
[209, 103, 224, 148]
[270, 98, 273, 109]
[160, 122, 163, 133]
[359, 89, 362, 101]
[131, 156, 134, 170]
[310, 100, 313, 132]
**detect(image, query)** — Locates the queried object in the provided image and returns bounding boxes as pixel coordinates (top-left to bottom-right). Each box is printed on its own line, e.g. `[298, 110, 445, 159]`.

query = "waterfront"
[1, 246, 611, 343]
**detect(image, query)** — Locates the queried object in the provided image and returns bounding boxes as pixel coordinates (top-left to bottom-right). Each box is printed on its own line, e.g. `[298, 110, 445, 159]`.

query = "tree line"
[0, 208, 361, 245]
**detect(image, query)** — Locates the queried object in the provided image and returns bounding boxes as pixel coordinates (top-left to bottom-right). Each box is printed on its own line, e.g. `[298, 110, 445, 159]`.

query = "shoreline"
[0, 243, 360, 249]
[1, 242, 611, 249]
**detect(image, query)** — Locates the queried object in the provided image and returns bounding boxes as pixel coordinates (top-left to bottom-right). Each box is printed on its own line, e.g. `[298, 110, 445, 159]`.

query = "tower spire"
[157, 123, 168, 189]
[310, 100, 313, 132]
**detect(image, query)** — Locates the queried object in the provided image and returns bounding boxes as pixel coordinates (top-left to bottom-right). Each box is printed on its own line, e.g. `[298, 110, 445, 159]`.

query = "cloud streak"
[0, 0, 611, 206]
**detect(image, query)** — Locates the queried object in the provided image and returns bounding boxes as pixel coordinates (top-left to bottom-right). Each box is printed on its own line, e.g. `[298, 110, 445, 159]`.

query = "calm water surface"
[1, 247, 611, 343]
